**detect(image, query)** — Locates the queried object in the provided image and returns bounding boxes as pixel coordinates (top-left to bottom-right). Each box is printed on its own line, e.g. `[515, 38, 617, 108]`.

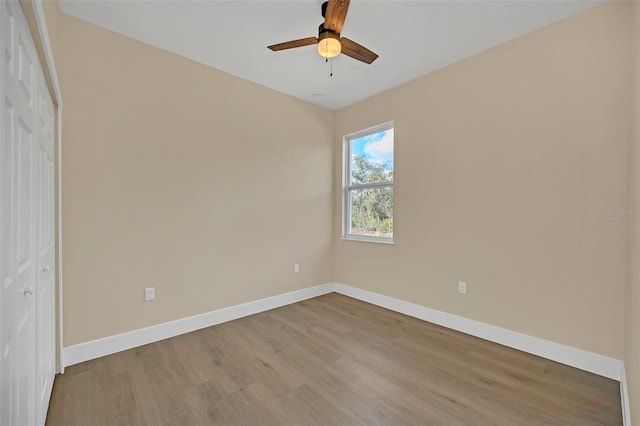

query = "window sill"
[342, 235, 394, 245]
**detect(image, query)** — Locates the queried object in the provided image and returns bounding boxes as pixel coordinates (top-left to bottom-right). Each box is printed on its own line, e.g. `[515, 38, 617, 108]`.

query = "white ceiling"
[59, 0, 603, 110]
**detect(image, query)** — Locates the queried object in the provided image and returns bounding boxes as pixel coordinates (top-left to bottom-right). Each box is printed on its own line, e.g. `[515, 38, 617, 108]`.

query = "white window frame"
[342, 121, 394, 244]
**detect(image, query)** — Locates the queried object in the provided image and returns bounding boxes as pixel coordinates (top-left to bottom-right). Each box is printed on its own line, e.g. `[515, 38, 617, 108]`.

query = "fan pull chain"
[330, 57, 333, 77]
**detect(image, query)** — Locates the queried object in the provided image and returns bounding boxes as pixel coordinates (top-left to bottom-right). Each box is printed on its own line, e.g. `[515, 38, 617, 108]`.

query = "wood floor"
[46, 293, 622, 425]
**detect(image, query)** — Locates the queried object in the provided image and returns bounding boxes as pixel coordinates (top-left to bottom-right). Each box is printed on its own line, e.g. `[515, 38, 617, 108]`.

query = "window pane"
[350, 129, 394, 185]
[349, 187, 393, 238]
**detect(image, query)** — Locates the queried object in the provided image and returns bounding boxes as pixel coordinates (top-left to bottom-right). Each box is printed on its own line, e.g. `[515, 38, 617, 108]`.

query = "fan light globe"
[318, 35, 341, 58]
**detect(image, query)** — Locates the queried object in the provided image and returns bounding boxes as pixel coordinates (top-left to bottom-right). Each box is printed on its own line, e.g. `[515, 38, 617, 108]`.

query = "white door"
[0, 0, 55, 424]
[34, 54, 56, 426]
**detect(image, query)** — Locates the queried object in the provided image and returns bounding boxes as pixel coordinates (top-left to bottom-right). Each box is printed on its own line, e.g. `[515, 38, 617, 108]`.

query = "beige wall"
[41, 0, 59, 61]
[50, 0, 634, 376]
[334, 2, 630, 359]
[626, 0, 640, 421]
[57, 13, 335, 346]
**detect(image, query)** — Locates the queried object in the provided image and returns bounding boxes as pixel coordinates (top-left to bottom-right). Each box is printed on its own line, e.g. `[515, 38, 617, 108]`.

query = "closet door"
[35, 58, 55, 426]
[0, 0, 38, 424]
[0, 1, 55, 424]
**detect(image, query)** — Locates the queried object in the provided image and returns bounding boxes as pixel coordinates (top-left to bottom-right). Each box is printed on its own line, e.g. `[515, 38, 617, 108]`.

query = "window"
[343, 122, 394, 243]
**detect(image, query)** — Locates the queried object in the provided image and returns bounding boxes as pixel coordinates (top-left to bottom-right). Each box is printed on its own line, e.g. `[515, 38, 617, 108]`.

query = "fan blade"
[341, 38, 378, 64]
[324, 0, 350, 33]
[268, 37, 318, 51]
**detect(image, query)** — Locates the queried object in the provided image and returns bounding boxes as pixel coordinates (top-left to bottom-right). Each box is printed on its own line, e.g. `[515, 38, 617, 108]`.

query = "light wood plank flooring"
[46, 293, 622, 425]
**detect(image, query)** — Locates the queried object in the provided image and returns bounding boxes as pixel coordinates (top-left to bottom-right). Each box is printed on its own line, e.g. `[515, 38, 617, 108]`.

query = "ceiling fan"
[267, 0, 378, 65]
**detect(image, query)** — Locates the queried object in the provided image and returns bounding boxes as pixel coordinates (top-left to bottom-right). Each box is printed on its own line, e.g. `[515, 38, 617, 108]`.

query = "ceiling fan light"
[318, 33, 341, 58]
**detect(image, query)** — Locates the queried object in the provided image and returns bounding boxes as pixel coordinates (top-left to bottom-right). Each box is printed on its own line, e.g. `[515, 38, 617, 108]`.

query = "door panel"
[35, 62, 56, 426]
[0, 0, 55, 424]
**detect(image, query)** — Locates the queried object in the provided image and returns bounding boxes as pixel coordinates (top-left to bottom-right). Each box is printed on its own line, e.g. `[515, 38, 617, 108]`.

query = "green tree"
[351, 155, 393, 184]
[351, 155, 393, 237]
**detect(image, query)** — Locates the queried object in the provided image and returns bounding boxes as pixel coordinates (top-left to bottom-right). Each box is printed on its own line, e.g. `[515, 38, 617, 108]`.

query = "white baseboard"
[62, 281, 628, 421]
[621, 362, 632, 426]
[333, 282, 623, 381]
[63, 283, 334, 367]
[64, 281, 623, 385]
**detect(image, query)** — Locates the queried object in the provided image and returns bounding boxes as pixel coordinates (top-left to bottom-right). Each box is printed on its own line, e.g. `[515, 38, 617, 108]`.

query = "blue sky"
[352, 129, 394, 168]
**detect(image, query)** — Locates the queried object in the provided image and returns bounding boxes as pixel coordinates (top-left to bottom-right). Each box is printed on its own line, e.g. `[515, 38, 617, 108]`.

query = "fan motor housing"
[318, 24, 339, 40]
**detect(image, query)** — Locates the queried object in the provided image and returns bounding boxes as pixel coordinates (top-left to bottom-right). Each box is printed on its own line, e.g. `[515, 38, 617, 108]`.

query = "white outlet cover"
[458, 282, 467, 294]
[145, 287, 155, 301]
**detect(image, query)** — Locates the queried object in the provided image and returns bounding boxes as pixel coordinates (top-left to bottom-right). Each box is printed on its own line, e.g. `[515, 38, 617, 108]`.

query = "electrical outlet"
[458, 281, 467, 295]
[294, 263, 299, 273]
[144, 287, 155, 301]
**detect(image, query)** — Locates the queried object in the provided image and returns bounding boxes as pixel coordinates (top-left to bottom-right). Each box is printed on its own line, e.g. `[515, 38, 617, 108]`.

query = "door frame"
[22, 0, 64, 373]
